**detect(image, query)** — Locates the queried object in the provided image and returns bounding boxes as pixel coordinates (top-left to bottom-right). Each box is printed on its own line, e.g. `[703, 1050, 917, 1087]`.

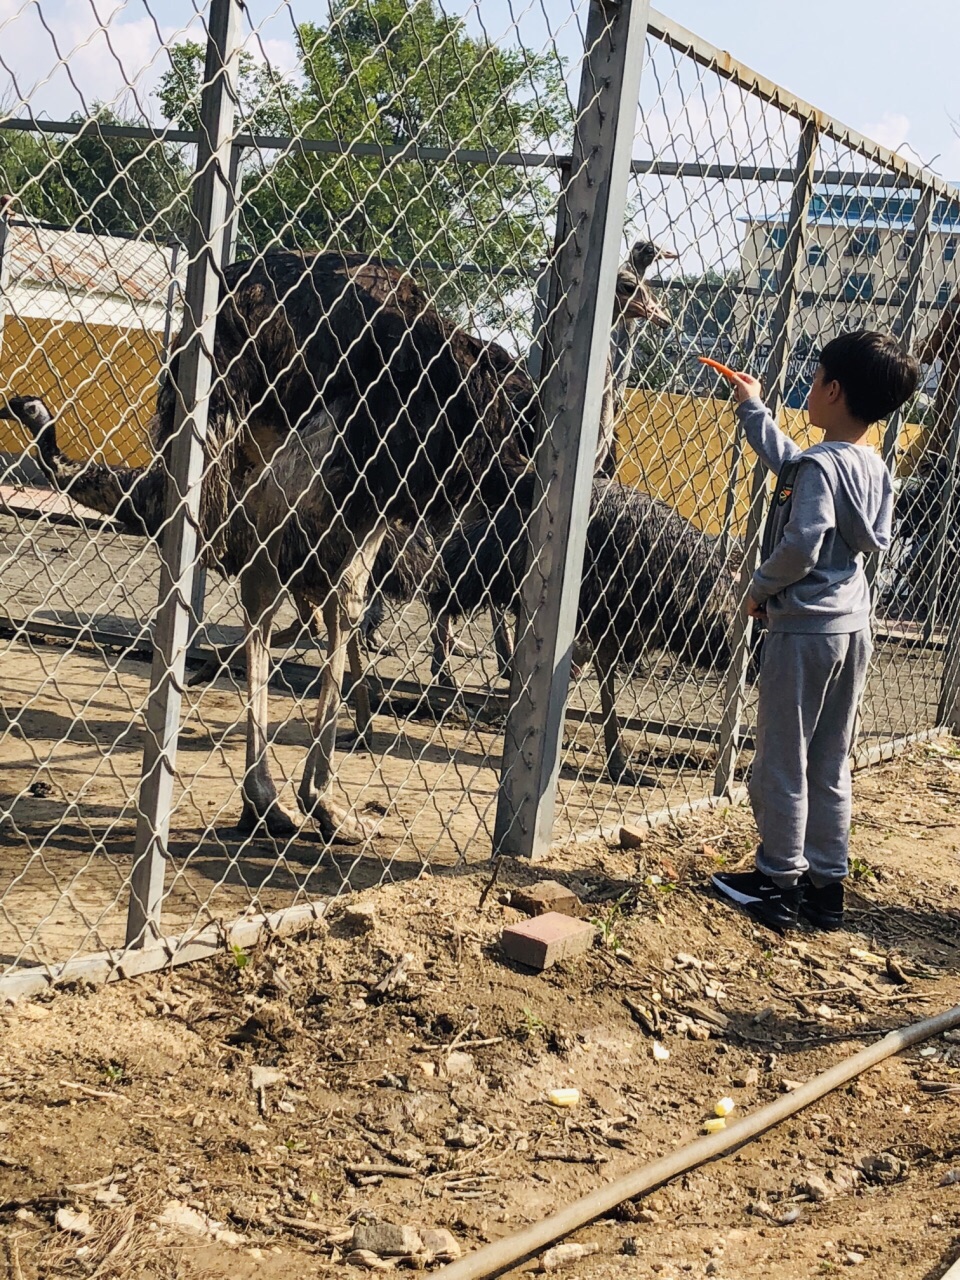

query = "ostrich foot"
[236, 798, 300, 838]
[297, 780, 371, 846]
[336, 730, 373, 753]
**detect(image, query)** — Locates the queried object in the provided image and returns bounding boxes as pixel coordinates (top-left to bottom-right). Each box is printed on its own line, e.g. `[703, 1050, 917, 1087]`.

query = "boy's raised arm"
[732, 373, 803, 475]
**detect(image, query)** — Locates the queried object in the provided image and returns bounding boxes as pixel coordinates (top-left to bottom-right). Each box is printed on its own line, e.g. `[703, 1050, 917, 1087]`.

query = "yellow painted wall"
[616, 389, 926, 537]
[0, 315, 161, 469]
[0, 319, 931, 531]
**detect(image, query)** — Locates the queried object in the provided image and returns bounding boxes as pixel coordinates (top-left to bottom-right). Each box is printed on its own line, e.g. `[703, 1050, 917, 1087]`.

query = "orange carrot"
[697, 356, 742, 382]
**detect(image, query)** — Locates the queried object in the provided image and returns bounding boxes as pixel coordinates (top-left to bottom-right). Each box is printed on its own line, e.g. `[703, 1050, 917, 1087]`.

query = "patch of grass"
[101, 1060, 129, 1086]
[591, 892, 632, 949]
[851, 856, 877, 882]
[517, 1006, 546, 1041]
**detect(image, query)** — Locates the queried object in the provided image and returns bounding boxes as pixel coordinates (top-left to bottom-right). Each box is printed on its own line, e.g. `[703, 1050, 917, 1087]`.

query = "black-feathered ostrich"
[426, 476, 736, 785]
[433, 237, 677, 681]
[0, 244, 672, 841]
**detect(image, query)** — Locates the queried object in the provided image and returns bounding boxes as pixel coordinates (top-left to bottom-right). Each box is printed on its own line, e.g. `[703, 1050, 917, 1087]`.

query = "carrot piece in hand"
[698, 356, 741, 382]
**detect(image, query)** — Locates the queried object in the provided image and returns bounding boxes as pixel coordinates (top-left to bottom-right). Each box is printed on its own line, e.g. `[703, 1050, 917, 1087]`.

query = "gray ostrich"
[1, 244, 672, 844]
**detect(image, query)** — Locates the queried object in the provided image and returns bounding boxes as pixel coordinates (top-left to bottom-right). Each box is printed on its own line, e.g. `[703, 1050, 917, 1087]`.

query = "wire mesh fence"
[0, 0, 957, 993]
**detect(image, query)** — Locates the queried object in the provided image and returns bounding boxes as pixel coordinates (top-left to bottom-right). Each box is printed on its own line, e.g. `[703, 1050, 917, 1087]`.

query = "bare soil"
[3, 742, 960, 1279]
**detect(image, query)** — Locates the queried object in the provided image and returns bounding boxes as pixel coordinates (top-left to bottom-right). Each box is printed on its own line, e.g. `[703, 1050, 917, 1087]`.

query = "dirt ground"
[2, 742, 960, 1279]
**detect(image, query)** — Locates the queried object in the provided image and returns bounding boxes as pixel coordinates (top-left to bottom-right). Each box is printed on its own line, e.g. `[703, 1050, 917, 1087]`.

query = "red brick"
[512, 880, 581, 918]
[500, 912, 595, 971]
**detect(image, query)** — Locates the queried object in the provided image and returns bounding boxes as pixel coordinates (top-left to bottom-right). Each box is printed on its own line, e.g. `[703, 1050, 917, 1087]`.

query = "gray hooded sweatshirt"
[737, 397, 893, 634]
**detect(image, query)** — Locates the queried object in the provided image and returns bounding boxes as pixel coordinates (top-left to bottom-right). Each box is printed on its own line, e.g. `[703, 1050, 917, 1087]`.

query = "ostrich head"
[615, 239, 677, 329]
[629, 239, 677, 278]
[0, 395, 54, 434]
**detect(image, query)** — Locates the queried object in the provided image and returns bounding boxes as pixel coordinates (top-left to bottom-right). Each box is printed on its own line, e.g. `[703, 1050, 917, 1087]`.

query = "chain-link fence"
[0, 0, 957, 995]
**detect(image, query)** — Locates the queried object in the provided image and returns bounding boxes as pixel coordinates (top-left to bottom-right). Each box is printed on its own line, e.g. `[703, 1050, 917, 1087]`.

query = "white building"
[737, 186, 960, 406]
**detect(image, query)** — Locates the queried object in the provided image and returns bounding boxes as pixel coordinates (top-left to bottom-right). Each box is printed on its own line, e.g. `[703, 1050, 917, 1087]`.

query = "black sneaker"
[711, 868, 800, 931]
[799, 876, 845, 931]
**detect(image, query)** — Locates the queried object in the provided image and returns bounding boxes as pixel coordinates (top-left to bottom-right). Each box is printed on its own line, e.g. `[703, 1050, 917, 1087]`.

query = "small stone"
[513, 881, 581, 918]
[779, 1078, 804, 1093]
[929, 1214, 945, 1227]
[706, 1263, 721, 1276]
[444, 1122, 484, 1149]
[733, 1068, 759, 1088]
[351, 1223, 425, 1257]
[250, 1066, 284, 1093]
[344, 1249, 394, 1270]
[157, 1202, 216, 1238]
[422, 1228, 461, 1260]
[845, 1252, 865, 1266]
[540, 1242, 600, 1270]
[345, 902, 377, 932]
[443, 1051, 475, 1077]
[797, 1174, 831, 1203]
[635, 1208, 659, 1224]
[56, 1208, 91, 1237]
[619, 824, 646, 850]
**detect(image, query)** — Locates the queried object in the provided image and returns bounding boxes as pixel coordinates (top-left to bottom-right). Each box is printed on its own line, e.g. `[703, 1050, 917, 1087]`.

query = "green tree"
[0, 108, 189, 239]
[156, 0, 569, 321]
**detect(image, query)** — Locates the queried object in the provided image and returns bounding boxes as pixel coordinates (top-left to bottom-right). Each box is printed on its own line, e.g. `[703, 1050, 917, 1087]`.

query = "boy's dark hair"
[817, 330, 919, 424]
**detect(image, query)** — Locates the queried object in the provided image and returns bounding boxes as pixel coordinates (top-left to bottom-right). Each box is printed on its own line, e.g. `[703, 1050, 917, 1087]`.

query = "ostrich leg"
[298, 521, 386, 843]
[236, 566, 301, 837]
[594, 641, 648, 788]
[490, 607, 514, 682]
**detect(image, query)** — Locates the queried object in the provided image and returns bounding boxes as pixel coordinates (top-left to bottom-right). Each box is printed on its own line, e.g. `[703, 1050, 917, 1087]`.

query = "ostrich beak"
[656, 248, 679, 260]
[0, 404, 13, 421]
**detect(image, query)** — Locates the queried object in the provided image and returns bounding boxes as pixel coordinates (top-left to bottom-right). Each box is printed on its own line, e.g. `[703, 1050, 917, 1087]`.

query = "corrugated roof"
[3, 223, 185, 305]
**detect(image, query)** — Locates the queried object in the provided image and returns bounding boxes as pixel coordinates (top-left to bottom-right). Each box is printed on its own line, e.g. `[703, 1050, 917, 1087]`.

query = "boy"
[712, 331, 919, 932]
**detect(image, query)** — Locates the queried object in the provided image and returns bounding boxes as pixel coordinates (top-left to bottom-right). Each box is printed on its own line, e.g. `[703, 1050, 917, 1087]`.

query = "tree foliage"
[156, 0, 570, 318]
[0, 109, 189, 239]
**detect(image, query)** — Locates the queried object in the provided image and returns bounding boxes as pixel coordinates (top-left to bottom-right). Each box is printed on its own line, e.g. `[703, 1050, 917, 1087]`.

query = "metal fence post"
[881, 188, 933, 469]
[126, 0, 241, 947]
[493, 0, 652, 861]
[713, 120, 820, 798]
[187, 141, 244, 640]
[935, 399, 960, 726]
[526, 258, 551, 383]
[0, 201, 12, 376]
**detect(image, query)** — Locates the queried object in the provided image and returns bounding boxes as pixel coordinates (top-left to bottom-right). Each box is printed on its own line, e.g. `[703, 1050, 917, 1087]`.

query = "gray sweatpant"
[750, 630, 872, 888]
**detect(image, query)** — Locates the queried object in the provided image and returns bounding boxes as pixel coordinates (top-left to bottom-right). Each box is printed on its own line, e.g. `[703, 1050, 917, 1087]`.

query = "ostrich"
[2, 252, 536, 844]
[1, 244, 674, 839]
[1, 241, 675, 839]
[441, 237, 677, 682]
[426, 476, 737, 785]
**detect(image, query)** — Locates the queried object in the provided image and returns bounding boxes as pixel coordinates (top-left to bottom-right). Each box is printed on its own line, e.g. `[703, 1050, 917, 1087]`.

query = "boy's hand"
[746, 594, 767, 622]
[732, 372, 762, 404]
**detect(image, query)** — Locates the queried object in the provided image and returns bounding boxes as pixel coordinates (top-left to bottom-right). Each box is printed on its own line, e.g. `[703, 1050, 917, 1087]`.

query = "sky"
[0, 0, 957, 286]
[1, 0, 956, 179]
[655, 0, 960, 180]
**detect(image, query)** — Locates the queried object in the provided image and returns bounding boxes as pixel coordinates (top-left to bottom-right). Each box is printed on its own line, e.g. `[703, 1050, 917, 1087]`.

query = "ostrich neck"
[34, 421, 164, 537]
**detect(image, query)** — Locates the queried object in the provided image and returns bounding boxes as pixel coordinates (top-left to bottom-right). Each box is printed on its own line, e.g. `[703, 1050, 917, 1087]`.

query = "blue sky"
[1, 0, 956, 180]
[0, 0, 956, 280]
[658, 0, 960, 179]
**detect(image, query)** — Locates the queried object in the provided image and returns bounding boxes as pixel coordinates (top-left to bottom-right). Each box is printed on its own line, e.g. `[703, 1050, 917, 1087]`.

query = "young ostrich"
[438, 237, 677, 681]
[427, 476, 737, 786]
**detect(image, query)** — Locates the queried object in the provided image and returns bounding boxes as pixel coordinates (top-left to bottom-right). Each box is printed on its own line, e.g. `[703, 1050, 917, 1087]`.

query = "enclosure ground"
[3, 742, 960, 1279]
